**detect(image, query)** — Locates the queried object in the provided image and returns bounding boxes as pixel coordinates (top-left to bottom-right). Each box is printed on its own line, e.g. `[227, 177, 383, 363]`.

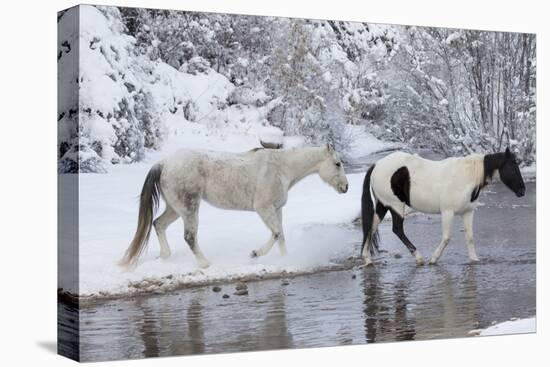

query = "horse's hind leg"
[390, 207, 424, 265]
[153, 205, 179, 259]
[429, 210, 454, 265]
[362, 202, 388, 266]
[251, 206, 284, 258]
[462, 210, 480, 262]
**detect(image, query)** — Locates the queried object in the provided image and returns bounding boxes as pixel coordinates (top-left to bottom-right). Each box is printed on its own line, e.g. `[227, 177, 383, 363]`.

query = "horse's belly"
[410, 196, 441, 214]
[203, 185, 255, 211]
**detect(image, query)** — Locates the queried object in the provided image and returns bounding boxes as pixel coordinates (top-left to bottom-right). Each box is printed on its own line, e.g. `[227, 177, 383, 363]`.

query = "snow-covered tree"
[376, 26, 535, 163]
[58, 5, 164, 173]
[60, 5, 536, 172]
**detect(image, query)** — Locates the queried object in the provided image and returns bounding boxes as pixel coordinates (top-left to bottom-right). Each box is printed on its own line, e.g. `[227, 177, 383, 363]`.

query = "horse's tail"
[361, 164, 380, 256]
[118, 163, 163, 268]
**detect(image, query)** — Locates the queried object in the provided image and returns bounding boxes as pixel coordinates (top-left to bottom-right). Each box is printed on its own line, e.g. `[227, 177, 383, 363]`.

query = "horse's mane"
[460, 154, 486, 186]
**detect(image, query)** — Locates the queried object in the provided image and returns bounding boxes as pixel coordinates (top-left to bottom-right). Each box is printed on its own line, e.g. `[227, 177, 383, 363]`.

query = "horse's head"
[319, 144, 349, 194]
[499, 147, 526, 197]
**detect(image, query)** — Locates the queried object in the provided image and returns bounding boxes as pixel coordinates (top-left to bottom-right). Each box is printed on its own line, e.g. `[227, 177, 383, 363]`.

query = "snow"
[258, 125, 284, 145]
[521, 163, 536, 181]
[152, 62, 233, 118]
[57, 7, 79, 118]
[64, 116, 390, 299]
[478, 318, 536, 336]
[445, 32, 462, 45]
[346, 124, 398, 157]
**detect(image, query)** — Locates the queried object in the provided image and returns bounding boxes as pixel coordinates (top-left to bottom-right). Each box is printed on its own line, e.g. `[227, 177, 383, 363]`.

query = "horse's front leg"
[462, 210, 480, 262]
[250, 206, 284, 258]
[275, 208, 287, 255]
[429, 210, 454, 265]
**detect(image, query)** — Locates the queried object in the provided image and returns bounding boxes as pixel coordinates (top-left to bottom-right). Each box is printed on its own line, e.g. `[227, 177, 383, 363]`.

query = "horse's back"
[160, 149, 269, 210]
[372, 151, 435, 183]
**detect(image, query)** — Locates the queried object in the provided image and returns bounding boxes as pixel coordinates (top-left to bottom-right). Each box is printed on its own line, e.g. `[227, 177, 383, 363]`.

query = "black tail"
[361, 164, 380, 256]
[119, 163, 163, 267]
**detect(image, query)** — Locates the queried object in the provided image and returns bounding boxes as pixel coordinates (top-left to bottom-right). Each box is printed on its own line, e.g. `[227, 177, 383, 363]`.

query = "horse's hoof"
[250, 250, 258, 258]
[428, 258, 438, 265]
[159, 251, 171, 260]
[363, 258, 374, 267]
[469, 257, 480, 263]
[413, 250, 424, 266]
[198, 260, 211, 269]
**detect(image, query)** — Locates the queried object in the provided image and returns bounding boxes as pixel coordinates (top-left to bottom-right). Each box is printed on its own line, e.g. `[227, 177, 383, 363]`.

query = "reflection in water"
[185, 299, 206, 355]
[393, 268, 417, 341]
[57, 303, 79, 360]
[362, 266, 418, 343]
[361, 264, 483, 343]
[362, 266, 381, 343]
[141, 306, 160, 357]
[255, 288, 292, 351]
[124, 286, 291, 359]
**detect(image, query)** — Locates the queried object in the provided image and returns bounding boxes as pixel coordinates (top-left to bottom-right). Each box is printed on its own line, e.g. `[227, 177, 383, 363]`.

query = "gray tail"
[118, 163, 162, 267]
[361, 164, 380, 256]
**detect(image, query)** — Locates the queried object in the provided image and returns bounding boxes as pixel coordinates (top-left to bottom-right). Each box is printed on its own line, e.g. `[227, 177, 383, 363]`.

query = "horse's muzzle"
[516, 187, 526, 197]
[339, 183, 349, 193]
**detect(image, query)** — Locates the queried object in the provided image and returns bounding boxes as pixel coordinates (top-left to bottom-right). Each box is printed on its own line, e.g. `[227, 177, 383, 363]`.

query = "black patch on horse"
[390, 166, 411, 206]
[483, 152, 505, 186]
[470, 185, 481, 202]
[376, 201, 388, 220]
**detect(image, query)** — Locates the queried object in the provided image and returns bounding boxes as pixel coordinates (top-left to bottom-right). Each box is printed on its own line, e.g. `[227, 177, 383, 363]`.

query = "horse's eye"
[335, 162, 341, 167]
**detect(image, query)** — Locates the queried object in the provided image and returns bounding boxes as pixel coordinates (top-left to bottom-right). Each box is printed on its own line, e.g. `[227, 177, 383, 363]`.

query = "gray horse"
[119, 144, 349, 268]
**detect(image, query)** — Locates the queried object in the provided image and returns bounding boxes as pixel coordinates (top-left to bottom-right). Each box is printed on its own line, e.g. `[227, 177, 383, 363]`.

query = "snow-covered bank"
[60, 118, 392, 301]
[521, 164, 536, 182]
[479, 318, 536, 336]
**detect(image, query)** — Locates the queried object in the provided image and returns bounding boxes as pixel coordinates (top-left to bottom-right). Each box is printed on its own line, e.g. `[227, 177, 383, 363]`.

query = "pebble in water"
[234, 282, 249, 295]
[212, 286, 222, 292]
[235, 282, 248, 291]
[222, 294, 230, 299]
[234, 289, 249, 296]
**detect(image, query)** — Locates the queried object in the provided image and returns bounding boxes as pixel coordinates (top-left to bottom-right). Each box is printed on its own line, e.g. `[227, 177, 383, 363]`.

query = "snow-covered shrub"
[228, 87, 270, 107]
[59, 137, 108, 173]
[180, 56, 210, 75]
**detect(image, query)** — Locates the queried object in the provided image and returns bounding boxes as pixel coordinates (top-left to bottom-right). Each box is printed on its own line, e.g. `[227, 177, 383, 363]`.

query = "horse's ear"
[326, 143, 334, 152]
[505, 147, 512, 158]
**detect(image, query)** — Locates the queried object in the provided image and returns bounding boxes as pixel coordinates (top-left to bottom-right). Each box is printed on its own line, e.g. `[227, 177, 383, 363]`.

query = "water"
[59, 173, 536, 362]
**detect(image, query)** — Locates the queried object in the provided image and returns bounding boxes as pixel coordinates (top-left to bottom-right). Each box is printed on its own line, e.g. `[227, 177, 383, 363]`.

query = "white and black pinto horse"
[119, 144, 349, 268]
[361, 148, 526, 266]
